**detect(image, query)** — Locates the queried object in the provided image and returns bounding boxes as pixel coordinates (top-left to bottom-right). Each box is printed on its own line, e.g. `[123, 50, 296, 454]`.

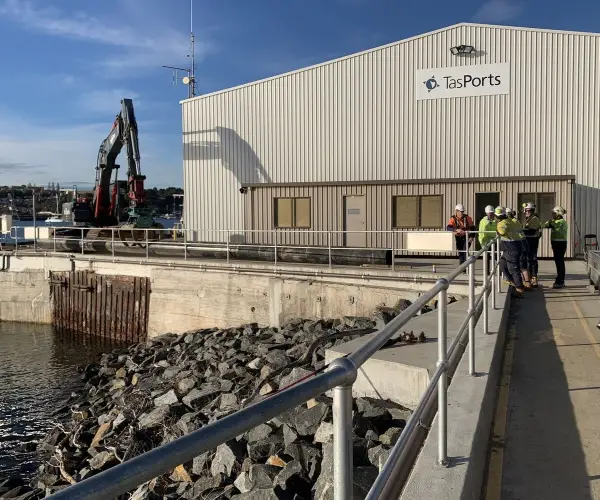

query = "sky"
[0, 0, 598, 189]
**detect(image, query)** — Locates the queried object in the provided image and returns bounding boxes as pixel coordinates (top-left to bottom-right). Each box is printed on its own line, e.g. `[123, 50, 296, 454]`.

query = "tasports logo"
[424, 72, 503, 92]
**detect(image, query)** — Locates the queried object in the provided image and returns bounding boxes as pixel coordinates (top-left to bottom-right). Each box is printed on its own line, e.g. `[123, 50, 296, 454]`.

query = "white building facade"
[181, 22, 600, 257]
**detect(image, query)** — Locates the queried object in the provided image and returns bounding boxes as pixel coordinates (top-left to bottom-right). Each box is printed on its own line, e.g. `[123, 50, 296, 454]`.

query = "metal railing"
[47, 238, 503, 500]
[586, 250, 600, 288]
[7, 226, 488, 272]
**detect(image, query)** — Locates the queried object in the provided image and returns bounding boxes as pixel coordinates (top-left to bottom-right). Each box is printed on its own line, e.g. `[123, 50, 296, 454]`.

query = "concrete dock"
[484, 261, 600, 500]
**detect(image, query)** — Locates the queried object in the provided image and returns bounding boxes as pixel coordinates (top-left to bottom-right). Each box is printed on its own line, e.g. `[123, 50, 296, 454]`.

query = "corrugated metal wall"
[244, 178, 573, 258]
[182, 23, 600, 245]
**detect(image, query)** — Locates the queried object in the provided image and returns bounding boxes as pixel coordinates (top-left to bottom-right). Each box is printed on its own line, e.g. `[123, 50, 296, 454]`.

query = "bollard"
[468, 258, 476, 375]
[437, 282, 448, 465]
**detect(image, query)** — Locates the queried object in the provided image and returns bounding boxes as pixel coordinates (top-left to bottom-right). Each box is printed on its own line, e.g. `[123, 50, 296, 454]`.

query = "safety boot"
[504, 279, 515, 287]
[523, 281, 533, 291]
[531, 276, 538, 288]
[513, 287, 525, 299]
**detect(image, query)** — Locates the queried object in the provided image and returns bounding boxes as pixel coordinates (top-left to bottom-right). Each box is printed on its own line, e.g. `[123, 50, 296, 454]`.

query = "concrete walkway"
[484, 260, 600, 500]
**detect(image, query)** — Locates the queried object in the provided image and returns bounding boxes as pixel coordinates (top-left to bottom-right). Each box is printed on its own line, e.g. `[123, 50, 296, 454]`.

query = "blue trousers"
[500, 250, 523, 288]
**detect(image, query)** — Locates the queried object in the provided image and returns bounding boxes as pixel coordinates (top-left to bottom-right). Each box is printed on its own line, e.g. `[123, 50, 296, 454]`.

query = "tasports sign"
[416, 63, 510, 101]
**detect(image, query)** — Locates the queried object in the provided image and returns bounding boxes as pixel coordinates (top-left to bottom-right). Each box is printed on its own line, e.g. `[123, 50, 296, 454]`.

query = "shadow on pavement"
[501, 289, 593, 500]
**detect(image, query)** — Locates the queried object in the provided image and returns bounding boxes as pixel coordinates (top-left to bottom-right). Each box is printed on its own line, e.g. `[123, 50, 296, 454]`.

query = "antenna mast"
[162, 0, 197, 98]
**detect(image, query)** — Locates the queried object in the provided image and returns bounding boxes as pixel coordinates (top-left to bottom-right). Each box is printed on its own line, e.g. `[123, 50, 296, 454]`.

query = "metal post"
[53, 226, 56, 253]
[496, 238, 501, 293]
[274, 230, 278, 268]
[81, 227, 84, 255]
[483, 251, 489, 335]
[465, 234, 469, 275]
[145, 229, 149, 259]
[328, 232, 332, 269]
[391, 230, 395, 272]
[32, 192, 36, 253]
[437, 284, 448, 466]
[468, 258, 476, 375]
[491, 242, 496, 310]
[111, 229, 115, 258]
[184, 230, 188, 261]
[333, 384, 353, 500]
[226, 230, 230, 265]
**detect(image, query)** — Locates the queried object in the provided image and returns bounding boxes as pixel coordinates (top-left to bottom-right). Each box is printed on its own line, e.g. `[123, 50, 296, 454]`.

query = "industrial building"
[181, 22, 600, 258]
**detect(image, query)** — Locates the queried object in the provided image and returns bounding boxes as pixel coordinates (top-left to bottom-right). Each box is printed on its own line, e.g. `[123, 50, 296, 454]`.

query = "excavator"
[70, 98, 163, 243]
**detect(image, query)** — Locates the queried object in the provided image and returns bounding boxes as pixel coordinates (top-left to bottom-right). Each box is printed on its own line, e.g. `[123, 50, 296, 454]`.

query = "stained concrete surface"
[495, 261, 600, 500]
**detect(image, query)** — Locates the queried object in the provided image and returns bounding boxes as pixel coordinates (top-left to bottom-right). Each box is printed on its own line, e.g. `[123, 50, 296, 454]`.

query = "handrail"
[47, 238, 502, 500]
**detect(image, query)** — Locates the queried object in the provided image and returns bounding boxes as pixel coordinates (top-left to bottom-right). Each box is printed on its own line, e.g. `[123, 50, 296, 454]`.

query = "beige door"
[344, 195, 366, 247]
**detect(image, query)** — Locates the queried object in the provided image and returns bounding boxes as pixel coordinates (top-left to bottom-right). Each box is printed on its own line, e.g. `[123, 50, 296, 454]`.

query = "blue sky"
[0, 0, 598, 188]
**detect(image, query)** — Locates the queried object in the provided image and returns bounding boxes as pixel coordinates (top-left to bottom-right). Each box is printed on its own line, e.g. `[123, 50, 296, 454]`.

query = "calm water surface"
[0, 323, 110, 479]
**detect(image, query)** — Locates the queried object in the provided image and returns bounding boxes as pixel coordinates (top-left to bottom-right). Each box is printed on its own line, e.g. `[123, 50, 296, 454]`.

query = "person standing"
[543, 206, 568, 289]
[522, 202, 542, 287]
[510, 209, 532, 290]
[447, 204, 476, 266]
[478, 205, 497, 271]
[496, 207, 525, 297]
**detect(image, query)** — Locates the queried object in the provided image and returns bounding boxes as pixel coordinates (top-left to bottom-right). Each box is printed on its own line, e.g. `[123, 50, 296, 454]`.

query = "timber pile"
[0, 297, 447, 500]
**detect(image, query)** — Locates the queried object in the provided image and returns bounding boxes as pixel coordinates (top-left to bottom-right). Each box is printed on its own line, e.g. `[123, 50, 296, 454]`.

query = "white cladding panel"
[182, 23, 600, 239]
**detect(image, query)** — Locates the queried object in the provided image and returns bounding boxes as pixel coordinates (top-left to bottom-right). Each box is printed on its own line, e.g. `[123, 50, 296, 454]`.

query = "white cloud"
[473, 0, 523, 23]
[0, 0, 211, 76]
[79, 90, 141, 115]
[0, 111, 181, 187]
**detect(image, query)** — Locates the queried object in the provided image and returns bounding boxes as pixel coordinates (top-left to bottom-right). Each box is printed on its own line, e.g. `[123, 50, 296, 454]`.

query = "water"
[0, 323, 111, 479]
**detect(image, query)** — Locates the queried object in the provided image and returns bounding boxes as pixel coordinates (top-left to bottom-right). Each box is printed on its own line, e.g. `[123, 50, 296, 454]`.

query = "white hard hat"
[524, 202, 535, 211]
[506, 207, 514, 215]
[553, 206, 566, 216]
[494, 206, 506, 217]
[485, 205, 495, 214]
[455, 204, 465, 212]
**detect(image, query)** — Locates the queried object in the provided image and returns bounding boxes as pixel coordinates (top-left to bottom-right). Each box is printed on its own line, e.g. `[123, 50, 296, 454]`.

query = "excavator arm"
[92, 98, 148, 226]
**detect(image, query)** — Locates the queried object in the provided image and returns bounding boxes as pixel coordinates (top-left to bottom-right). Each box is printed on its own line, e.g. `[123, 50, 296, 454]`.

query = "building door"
[475, 192, 500, 250]
[344, 195, 366, 247]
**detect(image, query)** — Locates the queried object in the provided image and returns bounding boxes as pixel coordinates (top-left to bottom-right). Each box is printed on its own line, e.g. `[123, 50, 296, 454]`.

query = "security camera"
[239, 187, 248, 194]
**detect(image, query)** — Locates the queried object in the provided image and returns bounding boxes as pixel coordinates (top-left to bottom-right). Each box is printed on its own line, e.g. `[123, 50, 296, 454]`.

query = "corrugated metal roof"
[181, 22, 600, 104]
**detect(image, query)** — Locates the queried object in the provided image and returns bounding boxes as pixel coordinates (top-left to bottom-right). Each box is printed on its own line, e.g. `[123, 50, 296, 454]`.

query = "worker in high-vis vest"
[522, 202, 542, 287]
[496, 207, 525, 297]
[478, 205, 497, 271]
[446, 204, 476, 266]
[543, 206, 568, 289]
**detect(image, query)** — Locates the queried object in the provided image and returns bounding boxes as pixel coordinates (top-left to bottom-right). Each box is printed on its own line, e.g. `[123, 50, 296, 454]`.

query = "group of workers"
[447, 202, 569, 297]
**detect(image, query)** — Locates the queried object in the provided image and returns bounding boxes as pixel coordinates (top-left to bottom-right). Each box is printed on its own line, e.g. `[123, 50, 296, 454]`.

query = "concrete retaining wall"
[0, 254, 467, 337]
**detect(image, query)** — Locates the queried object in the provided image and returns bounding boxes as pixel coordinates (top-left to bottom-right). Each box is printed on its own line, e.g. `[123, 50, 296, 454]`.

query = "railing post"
[491, 242, 496, 310]
[391, 230, 395, 272]
[53, 227, 56, 253]
[328, 232, 332, 269]
[184, 229, 188, 261]
[465, 235, 469, 275]
[81, 227, 84, 255]
[436, 281, 448, 466]
[274, 230, 278, 269]
[483, 251, 489, 335]
[468, 257, 476, 376]
[226, 230, 230, 265]
[111, 228, 115, 258]
[496, 238, 501, 293]
[145, 229, 149, 259]
[330, 358, 356, 500]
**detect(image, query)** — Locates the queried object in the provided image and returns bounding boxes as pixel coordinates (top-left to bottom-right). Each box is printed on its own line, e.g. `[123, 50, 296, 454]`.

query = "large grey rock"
[177, 377, 196, 395]
[249, 464, 279, 489]
[245, 423, 273, 443]
[379, 427, 402, 446]
[220, 393, 239, 412]
[284, 443, 321, 480]
[89, 451, 116, 470]
[233, 472, 253, 494]
[210, 442, 243, 478]
[278, 367, 313, 390]
[247, 435, 284, 462]
[138, 405, 170, 429]
[282, 424, 298, 447]
[294, 403, 328, 436]
[274, 460, 303, 490]
[192, 451, 211, 475]
[356, 398, 387, 418]
[312, 443, 334, 500]
[313, 421, 333, 444]
[182, 384, 220, 408]
[154, 389, 179, 407]
[264, 351, 289, 371]
[184, 474, 223, 499]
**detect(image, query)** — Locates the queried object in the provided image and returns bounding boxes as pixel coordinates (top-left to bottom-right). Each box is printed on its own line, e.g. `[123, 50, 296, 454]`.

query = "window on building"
[393, 195, 443, 228]
[274, 197, 311, 228]
[517, 192, 556, 224]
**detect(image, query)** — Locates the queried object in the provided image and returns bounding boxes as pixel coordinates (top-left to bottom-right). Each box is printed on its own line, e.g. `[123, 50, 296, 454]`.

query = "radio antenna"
[162, 0, 197, 98]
